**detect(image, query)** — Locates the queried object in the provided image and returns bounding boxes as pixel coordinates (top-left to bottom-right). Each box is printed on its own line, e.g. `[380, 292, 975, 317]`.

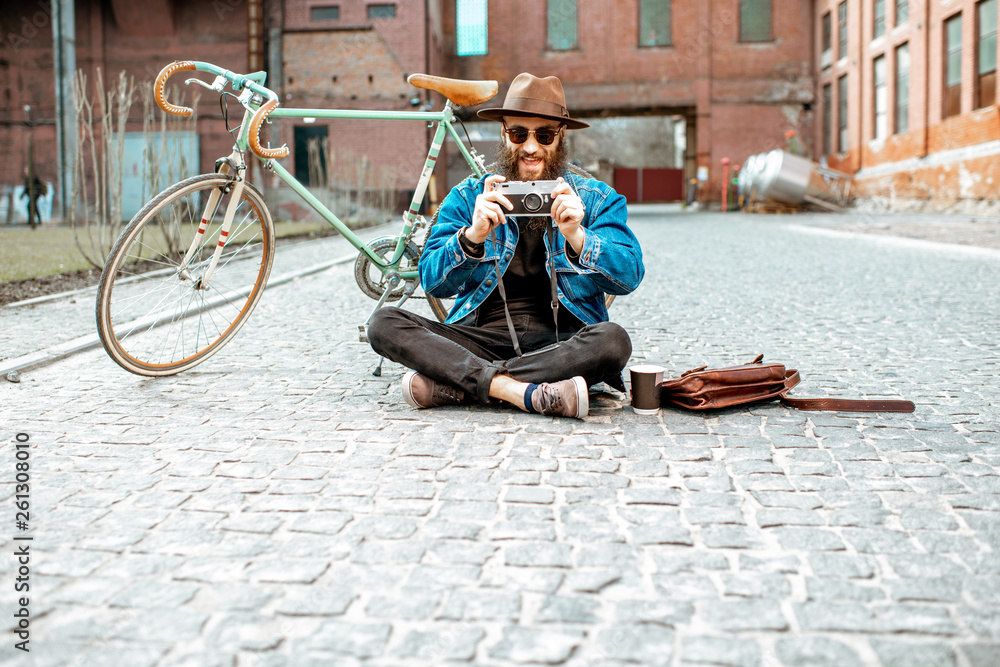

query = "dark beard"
[495, 139, 569, 231]
[495, 139, 568, 182]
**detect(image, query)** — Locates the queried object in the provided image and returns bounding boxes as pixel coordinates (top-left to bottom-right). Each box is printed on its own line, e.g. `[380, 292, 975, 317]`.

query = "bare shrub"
[69, 69, 135, 268]
[68, 69, 199, 269]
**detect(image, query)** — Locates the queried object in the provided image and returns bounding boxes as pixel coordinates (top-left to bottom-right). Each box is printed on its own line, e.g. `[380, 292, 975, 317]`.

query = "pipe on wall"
[52, 0, 76, 220]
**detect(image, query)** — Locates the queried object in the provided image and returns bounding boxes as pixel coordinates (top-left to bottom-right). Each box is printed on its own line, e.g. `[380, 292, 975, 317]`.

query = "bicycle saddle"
[407, 74, 498, 107]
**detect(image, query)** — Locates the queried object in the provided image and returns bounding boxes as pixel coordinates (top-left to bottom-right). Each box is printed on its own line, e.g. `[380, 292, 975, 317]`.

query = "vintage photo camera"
[495, 180, 560, 217]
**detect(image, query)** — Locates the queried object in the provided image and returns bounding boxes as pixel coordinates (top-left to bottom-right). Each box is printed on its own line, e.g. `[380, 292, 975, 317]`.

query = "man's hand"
[467, 174, 513, 245]
[550, 177, 586, 255]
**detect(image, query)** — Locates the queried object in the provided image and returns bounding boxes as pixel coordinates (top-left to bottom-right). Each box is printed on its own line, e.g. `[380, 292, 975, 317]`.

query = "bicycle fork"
[177, 157, 246, 290]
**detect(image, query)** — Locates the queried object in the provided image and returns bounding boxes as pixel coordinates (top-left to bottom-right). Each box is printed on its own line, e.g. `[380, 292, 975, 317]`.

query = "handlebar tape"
[154, 61, 197, 117]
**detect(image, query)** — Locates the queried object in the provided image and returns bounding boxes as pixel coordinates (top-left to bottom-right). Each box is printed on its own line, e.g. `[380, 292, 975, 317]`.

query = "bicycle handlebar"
[154, 61, 197, 117]
[246, 97, 288, 159]
[153, 61, 289, 160]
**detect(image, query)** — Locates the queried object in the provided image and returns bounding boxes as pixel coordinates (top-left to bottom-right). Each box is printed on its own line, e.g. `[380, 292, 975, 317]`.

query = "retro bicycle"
[95, 60, 499, 376]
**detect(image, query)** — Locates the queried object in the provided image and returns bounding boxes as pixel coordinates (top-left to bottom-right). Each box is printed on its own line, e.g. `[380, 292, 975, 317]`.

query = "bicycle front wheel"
[96, 174, 275, 376]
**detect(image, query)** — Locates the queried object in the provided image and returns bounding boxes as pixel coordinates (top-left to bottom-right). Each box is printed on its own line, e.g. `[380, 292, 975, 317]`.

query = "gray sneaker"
[402, 371, 465, 409]
[531, 376, 589, 418]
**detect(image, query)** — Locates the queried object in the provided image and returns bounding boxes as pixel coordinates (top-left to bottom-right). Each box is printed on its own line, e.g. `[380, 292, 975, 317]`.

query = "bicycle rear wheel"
[96, 174, 275, 376]
[426, 293, 452, 322]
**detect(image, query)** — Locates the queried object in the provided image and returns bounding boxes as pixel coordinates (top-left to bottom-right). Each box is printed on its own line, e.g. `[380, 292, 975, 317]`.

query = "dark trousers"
[25, 198, 40, 225]
[368, 307, 632, 404]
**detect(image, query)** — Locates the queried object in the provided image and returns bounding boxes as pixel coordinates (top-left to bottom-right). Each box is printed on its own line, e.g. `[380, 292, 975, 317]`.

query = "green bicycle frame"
[262, 106, 484, 274]
[185, 60, 487, 284]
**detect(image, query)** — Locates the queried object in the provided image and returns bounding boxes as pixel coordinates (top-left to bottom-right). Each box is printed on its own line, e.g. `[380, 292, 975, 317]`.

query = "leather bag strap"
[779, 395, 916, 412]
[778, 368, 915, 412]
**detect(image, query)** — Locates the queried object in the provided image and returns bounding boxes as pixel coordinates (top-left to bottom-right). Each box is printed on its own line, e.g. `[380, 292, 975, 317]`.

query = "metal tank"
[737, 153, 760, 205]
[752, 149, 851, 211]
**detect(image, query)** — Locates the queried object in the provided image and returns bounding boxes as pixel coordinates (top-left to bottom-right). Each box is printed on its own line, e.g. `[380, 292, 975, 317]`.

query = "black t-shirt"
[477, 219, 582, 332]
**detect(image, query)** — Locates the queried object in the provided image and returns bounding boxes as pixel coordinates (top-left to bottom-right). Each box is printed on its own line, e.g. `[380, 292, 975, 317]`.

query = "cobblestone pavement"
[2, 210, 999, 666]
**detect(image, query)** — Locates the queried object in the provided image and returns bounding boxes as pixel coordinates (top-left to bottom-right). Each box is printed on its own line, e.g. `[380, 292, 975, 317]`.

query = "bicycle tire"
[353, 236, 421, 302]
[96, 174, 275, 376]
[426, 293, 451, 322]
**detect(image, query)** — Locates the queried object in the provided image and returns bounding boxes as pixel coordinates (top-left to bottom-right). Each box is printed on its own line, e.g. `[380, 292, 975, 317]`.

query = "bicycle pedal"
[358, 325, 369, 344]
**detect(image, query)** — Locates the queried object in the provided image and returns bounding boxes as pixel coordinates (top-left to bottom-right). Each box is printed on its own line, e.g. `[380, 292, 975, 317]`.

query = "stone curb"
[0, 253, 356, 379]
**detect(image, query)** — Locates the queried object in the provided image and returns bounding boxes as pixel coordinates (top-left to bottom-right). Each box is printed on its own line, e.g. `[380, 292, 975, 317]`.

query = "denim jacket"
[420, 171, 645, 326]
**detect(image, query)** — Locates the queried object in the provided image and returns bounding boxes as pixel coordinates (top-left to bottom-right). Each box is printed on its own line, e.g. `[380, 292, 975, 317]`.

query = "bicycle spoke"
[96, 174, 274, 375]
[110, 280, 184, 312]
[117, 279, 188, 344]
[205, 278, 252, 314]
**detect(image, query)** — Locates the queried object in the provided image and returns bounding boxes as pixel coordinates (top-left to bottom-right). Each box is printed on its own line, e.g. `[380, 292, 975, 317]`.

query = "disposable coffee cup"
[630, 364, 665, 415]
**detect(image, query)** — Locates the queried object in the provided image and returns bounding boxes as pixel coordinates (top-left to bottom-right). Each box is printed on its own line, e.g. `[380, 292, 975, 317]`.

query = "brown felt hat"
[478, 73, 589, 129]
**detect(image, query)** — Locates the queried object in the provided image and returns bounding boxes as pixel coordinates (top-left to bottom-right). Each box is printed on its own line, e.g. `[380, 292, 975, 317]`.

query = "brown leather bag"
[659, 355, 915, 412]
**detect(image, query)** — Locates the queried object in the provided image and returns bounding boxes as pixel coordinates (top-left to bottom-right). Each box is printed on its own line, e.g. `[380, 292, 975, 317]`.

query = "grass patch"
[0, 227, 94, 281]
[0, 220, 335, 282]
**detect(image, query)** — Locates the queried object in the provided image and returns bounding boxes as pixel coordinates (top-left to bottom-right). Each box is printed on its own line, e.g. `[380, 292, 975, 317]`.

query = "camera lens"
[523, 193, 543, 212]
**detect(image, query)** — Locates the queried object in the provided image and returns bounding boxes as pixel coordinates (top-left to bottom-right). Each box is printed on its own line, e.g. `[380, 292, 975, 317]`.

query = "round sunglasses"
[501, 122, 564, 146]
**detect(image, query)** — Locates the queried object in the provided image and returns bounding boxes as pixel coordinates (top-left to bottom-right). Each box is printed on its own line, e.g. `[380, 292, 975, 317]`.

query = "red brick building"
[814, 0, 1000, 207]
[0, 0, 815, 216]
[438, 0, 815, 203]
[3, 0, 997, 217]
[0, 0, 253, 219]
[1, 0, 441, 219]
[275, 0, 437, 214]
[269, 0, 817, 204]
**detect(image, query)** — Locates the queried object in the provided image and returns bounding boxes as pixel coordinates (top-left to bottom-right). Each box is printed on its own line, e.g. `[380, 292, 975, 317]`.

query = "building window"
[739, 0, 772, 43]
[639, 0, 671, 47]
[838, 1, 848, 58]
[822, 12, 832, 68]
[896, 42, 910, 133]
[874, 0, 885, 38]
[838, 74, 849, 151]
[457, 0, 488, 56]
[310, 5, 340, 21]
[294, 125, 328, 186]
[978, 0, 998, 108]
[547, 0, 579, 51]
[896, 0, 909, 25]
[945, 13, 962, 117]
[367, 3, 396, 18]
[823, 83, 833, 155]
[873, 55, 887, 139]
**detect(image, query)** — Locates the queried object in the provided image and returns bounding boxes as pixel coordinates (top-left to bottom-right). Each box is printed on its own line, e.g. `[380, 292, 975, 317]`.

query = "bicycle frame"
[97, 61, 496, 378]
[175, 157, 245, 289]
[193, 67, 488, 283]
[156, 60, 494, 334]
[262, 104, 484, 275]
